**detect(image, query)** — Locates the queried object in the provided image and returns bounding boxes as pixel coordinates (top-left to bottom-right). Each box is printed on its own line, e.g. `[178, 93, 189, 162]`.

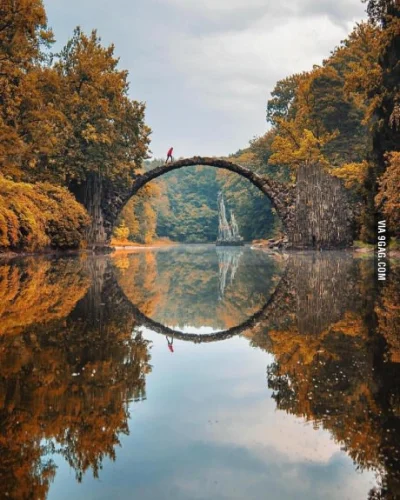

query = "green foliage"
[144, 161, 278, 243]
[152, 165, 220, 243]
[0, 176, 89, 251]
[363, 0, 399, 25]
[216, 153, 282, 241]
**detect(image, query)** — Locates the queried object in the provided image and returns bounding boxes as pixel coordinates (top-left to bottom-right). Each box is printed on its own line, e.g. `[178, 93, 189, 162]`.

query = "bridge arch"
[111, 157, 295, 240]
[90, 157, 353, 249]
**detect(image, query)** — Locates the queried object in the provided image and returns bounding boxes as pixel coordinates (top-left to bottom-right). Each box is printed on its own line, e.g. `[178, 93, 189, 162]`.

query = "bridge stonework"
[87, 157, 354, 249]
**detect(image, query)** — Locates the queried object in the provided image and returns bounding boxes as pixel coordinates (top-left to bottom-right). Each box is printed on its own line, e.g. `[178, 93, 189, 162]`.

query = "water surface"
[0, 246, 399, 499]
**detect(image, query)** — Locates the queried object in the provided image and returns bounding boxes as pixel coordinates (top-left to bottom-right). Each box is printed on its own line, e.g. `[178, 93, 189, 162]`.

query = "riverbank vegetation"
[0, 0, 150, 251]
[250, 0, 399, 242]
[0, 176, 89, 252]
[1, 0, 399, 250]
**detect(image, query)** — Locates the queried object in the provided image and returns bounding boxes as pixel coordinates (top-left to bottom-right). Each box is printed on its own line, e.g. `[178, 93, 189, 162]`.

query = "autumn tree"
[114, 183, 158, 244]
[353, 0, 400, 239]
[0, 0, 64, 178]
[47, 28, 150, 241]
[263, 17, 399, 242]
[53, 28, 150, 185]
[375, 152, 400, 236]
[266, 25, 376, 174]
[0, 3, 151, 248]
[266, 74, 304, 126]
[113, 219, 130, 242]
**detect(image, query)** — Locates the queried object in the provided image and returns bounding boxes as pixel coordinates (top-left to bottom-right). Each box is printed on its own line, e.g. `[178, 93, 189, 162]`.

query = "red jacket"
[167, 147, 173, 156]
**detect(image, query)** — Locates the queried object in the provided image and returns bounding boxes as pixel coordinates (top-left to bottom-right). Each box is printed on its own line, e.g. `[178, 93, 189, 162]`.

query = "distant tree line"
[114, 160, 280, 244]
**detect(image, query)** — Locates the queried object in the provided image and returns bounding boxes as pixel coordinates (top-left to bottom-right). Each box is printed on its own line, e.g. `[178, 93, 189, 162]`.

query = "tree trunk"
[69, 173, 108, 247]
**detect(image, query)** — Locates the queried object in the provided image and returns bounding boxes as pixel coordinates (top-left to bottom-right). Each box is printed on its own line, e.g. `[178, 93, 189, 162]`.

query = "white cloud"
[44, 0, 367, 156]
[168, 14, 349, 115]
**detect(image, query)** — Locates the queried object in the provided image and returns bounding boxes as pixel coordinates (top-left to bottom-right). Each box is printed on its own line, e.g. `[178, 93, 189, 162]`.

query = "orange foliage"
[376, 262, 400, 362]
[0, 257, 90, 336]
[376, 152, 400, 236]
[0, 176, 90, 251]
[0, 256, 152, 497]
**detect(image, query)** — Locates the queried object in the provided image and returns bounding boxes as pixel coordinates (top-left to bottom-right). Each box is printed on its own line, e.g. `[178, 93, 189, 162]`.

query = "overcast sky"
[44, 0, 367, 159]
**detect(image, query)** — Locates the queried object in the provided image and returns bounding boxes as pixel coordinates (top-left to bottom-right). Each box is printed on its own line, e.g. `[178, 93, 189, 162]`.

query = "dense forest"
[0, 0, 399, 250]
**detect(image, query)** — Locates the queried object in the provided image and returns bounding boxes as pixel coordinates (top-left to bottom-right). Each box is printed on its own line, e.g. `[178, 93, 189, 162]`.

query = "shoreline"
[1, 242, 399, 260]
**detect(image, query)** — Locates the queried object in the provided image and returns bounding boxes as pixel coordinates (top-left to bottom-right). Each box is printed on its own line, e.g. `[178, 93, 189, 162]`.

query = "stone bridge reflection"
[115, 251, 359, 343]
[0, 253, 399, 499]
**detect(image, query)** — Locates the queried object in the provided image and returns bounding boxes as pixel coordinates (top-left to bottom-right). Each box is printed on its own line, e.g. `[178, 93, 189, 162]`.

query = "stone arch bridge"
[78, 157, 354, 250]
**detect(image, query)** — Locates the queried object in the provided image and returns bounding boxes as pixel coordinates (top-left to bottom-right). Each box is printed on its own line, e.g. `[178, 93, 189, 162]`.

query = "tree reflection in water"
[261, 255, 400, 500]
[0, 251, 398, 499]
[0, 257, 152, 499]
[113, 246, 284, 331]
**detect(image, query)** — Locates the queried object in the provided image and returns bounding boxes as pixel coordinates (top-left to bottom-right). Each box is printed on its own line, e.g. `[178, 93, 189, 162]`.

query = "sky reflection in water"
[0, 247, 398, 499]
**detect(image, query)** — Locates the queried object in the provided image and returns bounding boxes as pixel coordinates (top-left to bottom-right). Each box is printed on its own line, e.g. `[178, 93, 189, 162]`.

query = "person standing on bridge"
[166, 146, 174, 164]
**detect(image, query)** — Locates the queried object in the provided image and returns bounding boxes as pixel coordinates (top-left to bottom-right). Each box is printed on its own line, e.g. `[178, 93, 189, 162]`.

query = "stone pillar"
[288, 163, 353, 249]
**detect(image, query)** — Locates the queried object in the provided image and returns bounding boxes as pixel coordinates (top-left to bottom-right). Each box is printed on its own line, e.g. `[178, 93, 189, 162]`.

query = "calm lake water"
[0, 246, 399, 499]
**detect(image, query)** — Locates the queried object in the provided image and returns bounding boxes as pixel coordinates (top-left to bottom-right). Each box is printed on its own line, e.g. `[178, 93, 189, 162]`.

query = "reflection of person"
[166, 147, 173, 164]
[166, 335, 174, 353]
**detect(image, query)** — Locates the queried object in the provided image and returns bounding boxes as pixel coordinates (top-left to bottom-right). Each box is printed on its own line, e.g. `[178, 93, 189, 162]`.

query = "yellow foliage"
[113, 220, 130, 241]
[0, 255, 152, 497]
[376, 152, 400, 236]
[330, 161, 369, 189]
[0, 176, 90, 251]
[0, 258, 90, 336]
[234, 150, 257, 166]
[269, 118, 335, 170]
[116, 184, 158, 244]
[375, 263, 400, 362]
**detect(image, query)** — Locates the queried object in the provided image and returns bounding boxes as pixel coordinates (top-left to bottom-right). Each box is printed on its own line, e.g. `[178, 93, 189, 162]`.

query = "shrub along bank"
[0, 176, 89, 252]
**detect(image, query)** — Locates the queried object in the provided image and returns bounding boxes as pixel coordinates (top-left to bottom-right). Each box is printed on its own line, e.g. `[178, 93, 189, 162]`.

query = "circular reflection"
[113, 245, 285, 336]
